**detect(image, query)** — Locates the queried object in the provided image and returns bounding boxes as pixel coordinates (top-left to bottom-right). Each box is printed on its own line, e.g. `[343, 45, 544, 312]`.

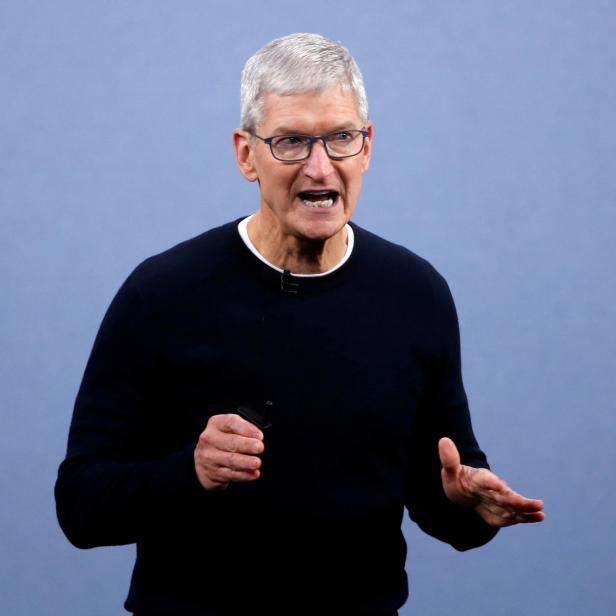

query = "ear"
[233, 129, 258, 182]
[360, 121, 373, 173]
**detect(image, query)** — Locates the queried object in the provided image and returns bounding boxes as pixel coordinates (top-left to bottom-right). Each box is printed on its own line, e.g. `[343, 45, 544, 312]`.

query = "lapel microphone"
[280, 269, 299, 294]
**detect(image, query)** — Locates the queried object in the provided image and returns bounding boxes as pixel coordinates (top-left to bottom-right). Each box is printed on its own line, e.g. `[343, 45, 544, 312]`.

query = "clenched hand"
[194, 414, 265, 491]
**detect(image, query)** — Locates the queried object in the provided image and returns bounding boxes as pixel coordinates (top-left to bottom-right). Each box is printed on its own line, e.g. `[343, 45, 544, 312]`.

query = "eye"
[274, 135, 308, 147]
[328, 131, 354, 143]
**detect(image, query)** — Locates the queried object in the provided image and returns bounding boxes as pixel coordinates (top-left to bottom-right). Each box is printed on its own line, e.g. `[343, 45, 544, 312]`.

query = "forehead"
[259, 87, 362, 134]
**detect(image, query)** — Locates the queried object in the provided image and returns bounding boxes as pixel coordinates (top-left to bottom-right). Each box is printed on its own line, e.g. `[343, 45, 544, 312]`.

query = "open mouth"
[297, 190, 339, 209]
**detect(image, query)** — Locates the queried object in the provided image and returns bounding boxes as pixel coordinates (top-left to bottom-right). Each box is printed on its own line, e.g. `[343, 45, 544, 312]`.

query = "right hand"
[194, 413, 265, 491]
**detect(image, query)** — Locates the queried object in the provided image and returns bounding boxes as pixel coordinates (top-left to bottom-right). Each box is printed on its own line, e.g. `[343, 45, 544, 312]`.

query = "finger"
[208, 450, 263, 473]
[213, 413, 264, 440]
[467, 468, 545, 511]
[506, 510, 545, 524]
[207, 431, 265, 456]
[478, 505, 545, 527]
[438, 437, 461, 476]
[227, 467, 261, 482]
[208, 464, 261, 484]
[475, 490, 545, 524]
[507, 496, 544, 513]
[478, 485, 544, 513]
[475, 504, 513, 527]
[195, 449, 262, 486]
[517, 511, 545, 522]
[476, 496, 510, 517]
[509, 510, 545, 523]
[466, 468, 508, 494]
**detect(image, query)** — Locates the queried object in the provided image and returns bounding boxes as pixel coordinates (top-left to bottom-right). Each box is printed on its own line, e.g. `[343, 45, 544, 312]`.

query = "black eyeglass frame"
[250, 129, 369, 162]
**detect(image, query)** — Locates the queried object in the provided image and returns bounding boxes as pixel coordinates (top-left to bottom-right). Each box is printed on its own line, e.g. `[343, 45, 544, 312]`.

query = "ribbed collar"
[228, 216, 361, 296]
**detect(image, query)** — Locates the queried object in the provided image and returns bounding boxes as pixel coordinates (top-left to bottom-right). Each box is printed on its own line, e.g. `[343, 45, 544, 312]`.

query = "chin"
[291, 204, 352, 243]
[294, 217, 347, 243]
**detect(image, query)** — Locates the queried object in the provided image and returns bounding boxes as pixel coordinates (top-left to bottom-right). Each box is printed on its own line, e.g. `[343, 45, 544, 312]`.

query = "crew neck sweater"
[56, 218, 498, 615]
[237, 214, 355, 276]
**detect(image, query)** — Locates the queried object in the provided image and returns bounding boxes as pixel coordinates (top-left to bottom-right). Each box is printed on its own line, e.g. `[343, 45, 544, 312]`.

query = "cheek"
[259, 169, 297, 202]
[256, 167, 277, 188]
[344, 171, 363, 196]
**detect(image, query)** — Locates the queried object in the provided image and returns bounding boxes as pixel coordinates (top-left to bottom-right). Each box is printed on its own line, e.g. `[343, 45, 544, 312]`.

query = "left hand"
[439, 437, 545, 527]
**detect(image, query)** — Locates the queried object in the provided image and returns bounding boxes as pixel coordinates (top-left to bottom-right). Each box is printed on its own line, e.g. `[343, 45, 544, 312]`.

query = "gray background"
[2, 1, 615, 614]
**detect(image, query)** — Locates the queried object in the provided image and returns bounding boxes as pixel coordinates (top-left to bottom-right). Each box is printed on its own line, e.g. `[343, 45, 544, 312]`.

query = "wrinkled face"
[236, 87, 372, 243]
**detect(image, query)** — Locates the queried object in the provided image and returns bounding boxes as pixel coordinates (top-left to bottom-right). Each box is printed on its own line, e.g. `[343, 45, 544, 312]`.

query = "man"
[56, 33, 544, 615]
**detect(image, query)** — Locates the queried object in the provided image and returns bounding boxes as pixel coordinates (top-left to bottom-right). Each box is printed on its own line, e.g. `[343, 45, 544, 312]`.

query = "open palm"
[439, 437, 545, 527]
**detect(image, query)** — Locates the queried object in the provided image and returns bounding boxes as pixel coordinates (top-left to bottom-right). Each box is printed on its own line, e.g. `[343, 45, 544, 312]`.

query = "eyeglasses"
[250, 129, 369, 162]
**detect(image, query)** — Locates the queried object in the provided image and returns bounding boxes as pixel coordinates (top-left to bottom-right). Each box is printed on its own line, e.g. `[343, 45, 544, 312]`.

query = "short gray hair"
[240, 33, 369, 132]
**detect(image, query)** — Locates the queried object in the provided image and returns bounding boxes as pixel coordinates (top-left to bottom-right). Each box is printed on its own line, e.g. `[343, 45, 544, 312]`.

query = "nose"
[302, 139, 334, 179]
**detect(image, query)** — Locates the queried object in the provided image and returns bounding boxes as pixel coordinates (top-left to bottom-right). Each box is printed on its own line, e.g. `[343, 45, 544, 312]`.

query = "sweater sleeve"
[55, 272, 210, 549]
[405, 268, 499, 551]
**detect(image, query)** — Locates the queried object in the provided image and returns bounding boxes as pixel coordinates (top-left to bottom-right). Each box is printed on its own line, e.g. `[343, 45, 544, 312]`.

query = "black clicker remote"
[236, 400, 273, 430]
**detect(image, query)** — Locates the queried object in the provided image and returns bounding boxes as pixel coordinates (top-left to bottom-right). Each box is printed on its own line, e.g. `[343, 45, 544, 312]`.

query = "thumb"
[438, 437, 461, 479]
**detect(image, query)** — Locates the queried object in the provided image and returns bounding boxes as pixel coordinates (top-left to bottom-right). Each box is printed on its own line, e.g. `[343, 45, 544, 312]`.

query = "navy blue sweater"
[56, 219, 498, 615]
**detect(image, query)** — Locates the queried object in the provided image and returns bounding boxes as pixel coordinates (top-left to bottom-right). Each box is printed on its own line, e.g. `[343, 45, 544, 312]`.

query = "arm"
[55, 273, 204, 548]
[405, 269, 499, 551]
[56, 270, 267, 549]
[57, 417, 265, 548]
[405, 398, 500, 551]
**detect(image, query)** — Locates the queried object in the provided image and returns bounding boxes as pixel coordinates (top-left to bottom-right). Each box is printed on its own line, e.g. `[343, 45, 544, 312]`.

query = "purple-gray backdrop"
[2, 1, 615, 614]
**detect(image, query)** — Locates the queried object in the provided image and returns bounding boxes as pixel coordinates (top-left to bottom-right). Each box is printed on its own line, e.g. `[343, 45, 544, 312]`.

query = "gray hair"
[240, 33, 369, 132]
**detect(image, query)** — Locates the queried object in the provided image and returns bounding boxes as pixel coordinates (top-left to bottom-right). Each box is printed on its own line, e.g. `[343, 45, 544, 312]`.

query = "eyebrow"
[269, 122, 358, 135]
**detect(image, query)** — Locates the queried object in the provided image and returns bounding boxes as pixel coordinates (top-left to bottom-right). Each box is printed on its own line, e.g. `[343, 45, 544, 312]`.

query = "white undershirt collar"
[237, 215, 354, 278]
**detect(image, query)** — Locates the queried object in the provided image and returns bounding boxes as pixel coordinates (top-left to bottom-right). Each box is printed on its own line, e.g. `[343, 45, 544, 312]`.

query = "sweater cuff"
[439, 499, 500, 551]
[152, 442, 208, 503]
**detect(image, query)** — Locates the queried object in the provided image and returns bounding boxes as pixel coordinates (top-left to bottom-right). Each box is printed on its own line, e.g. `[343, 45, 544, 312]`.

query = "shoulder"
[350, 224, 461, 350]
[124, 218, 244, 298]
[90, 219, 247, 341]
[350, 222, 451, 300]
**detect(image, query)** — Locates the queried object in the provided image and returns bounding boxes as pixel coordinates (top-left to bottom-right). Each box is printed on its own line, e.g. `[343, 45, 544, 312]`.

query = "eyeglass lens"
[271, 131, 364, 161]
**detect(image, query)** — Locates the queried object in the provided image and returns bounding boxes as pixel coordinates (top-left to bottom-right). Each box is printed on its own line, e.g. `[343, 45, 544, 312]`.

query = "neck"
[247, 212, 348, 274]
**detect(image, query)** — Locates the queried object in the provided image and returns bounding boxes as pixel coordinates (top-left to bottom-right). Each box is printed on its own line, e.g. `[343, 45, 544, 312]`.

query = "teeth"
[302, 198, 334, 208]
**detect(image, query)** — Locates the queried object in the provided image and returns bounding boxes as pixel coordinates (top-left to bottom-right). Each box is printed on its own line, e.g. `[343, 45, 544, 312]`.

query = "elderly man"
[56, 33, 544, 615]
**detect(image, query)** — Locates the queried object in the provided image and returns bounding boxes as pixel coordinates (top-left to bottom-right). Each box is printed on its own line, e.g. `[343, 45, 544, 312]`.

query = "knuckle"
[203, 451, 224, 474]
[215, 413, 233, 432]
[214, 465, 228, 482]
[229, 436, 241, 454]
[198, 430, 210, 444]
[207, 414, 223, 429]
[227, 413, 240, 427]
